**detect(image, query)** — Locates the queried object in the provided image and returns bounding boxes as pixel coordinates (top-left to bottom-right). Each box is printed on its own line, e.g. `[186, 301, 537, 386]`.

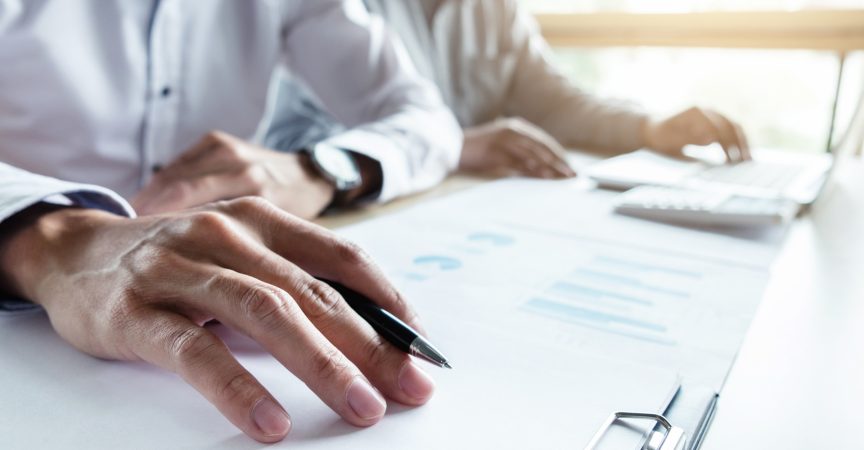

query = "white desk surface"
[319, 158, 864, 450]
[702, 159, 864, 449]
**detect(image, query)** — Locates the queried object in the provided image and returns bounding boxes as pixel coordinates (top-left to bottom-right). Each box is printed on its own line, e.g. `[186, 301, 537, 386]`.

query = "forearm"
[533, 90, 649, 154]
[501, 0, 649, 154]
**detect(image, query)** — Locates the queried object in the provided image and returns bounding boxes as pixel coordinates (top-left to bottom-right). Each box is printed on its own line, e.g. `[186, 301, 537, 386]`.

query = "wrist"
[0, 206, 118, 303]
[641, 117, 658, 151]
[343, 153, 382, 204]
[302, 146, 382, 207]
[298, 152, 338, 207]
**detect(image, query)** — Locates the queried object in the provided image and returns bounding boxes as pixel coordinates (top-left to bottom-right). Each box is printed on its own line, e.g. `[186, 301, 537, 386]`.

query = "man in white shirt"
[0, 0, 460, 443]
[268, 0, 749, 178]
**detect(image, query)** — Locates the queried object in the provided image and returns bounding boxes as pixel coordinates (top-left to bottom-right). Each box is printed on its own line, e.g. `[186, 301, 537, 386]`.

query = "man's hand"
[0, 199, 435, 443]
[460, 118, 577, 179]
[132, 132, 335, 219]
[643, 107, 751, 162]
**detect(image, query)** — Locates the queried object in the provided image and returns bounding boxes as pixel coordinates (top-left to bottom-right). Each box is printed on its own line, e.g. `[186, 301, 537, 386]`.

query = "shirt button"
[152, 164, 163, 173]
[160, 86, 172, 98]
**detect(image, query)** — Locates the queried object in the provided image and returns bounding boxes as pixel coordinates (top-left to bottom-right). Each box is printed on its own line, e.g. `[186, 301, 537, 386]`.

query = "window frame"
[535, 10, 864, 50]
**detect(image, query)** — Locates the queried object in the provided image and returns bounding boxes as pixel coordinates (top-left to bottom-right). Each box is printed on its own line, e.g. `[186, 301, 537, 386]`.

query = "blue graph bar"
[549, 281, 653, 306]
[413, 255, 462, 271]
[523, 298, 675, 346]
[525, 298, 667, 332]
[573, 269, 690, 299]
[467, 232, 516, 246]
[594, 256, 703, 279]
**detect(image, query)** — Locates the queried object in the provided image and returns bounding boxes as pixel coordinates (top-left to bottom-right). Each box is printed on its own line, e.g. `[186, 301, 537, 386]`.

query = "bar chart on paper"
[523, 253, 705, 347]
[342, 216, 769, 389]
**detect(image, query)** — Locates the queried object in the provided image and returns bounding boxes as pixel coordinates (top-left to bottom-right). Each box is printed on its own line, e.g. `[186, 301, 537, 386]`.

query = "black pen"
[318, 279, 452, 369]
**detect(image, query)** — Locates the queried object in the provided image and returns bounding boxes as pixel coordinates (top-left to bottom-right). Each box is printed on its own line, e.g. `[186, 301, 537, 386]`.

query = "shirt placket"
[141, 0, 183, 186]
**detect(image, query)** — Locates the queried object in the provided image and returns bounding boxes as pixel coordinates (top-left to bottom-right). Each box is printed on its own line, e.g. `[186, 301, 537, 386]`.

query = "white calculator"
[613, 186, 800, 227]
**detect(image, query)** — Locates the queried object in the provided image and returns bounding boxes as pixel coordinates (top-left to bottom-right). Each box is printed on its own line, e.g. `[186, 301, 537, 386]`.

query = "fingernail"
[252, 397, 292, 437]
[398, 362, 435, 402]
[347, 377, 387, 420]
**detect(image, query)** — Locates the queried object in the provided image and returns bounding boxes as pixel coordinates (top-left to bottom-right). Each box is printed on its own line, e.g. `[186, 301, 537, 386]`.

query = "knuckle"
[166, 181, 193, 204]
[98, 294, 145, 338]
[239, 166, 267, 193]
[690, 124, 713, 141]
[215, 371, 259, 404]
[389, 291, 413, 319]
[168, 327, 215, 368]
[188, 211, 233, 238]
[295, 279, 343, 322]
[240, 285, 294, 326]
[363, 333, 393, 369]
[205, 130, 224, 142]
[686, 106, 703, 116]
[215, 143, 240, 160]
[226, 195, 273, 215]
[311, 347, 349, 382]
[334, 239, 370, 267]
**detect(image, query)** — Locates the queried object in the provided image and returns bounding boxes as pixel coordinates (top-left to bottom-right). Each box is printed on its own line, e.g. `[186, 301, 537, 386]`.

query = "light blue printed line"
[573, 269, 690, 299]
[467, 232, 516, 246]
[522, 302, 676, 346]
[550, 281, 653, 306]
[525, 298, 667, 332]
[413, 255, 462, 271]
[594, 256, 703, 279]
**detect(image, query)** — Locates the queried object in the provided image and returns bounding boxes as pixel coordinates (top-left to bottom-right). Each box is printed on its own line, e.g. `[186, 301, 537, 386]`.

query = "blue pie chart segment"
[467, 232, 515, 247]
[413, 255, 463, 271]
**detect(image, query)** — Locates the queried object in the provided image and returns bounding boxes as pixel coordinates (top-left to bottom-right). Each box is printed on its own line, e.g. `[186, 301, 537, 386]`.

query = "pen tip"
[409, 337, 452, 369]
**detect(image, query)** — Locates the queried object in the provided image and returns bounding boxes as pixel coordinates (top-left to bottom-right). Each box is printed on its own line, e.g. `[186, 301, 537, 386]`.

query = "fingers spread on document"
[129, 312, 292, 443]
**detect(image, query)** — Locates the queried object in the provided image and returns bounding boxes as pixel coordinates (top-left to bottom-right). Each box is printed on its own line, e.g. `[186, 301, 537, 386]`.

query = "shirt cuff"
[322, 126, 460, 203]
[0, 299, 41, 315]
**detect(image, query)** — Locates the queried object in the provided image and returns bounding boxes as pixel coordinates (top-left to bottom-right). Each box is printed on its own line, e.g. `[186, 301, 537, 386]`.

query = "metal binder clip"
[584, 412, 686, 450]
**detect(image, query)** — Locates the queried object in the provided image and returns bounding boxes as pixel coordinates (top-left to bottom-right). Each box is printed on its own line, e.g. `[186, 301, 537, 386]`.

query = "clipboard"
[585, 412, 686, 450]
[584, 384, 719, 450]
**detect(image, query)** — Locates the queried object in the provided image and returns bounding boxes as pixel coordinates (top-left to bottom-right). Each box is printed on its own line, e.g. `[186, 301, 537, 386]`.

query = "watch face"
[312, 144, 362, 190]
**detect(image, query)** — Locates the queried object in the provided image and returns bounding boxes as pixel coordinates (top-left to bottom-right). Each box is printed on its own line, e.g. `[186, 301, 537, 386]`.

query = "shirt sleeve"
[280, 0, 462, 202]
[499, 0, 650, 154]
[0, 163, 135, 315]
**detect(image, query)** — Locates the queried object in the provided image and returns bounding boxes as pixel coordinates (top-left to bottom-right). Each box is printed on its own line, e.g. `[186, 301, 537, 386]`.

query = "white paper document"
[0, 312, 678, 449]
[339, 178, 780, 390]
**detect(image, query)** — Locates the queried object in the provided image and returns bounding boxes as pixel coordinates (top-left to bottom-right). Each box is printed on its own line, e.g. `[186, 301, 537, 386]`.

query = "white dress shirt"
[0, 0, 460, 204]
[365, 0, 648, 151]
[0, 0, 461, 312]
[267, 0, 647, 155]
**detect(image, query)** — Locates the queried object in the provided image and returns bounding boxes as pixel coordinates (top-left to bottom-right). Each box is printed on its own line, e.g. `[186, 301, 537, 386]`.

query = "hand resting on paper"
[0, 199, 435, 443]
[460, 117, 577, 179]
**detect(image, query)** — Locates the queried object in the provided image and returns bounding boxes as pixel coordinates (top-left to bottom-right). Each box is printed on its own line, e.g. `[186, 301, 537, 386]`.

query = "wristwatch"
[304, 143, 362, 206]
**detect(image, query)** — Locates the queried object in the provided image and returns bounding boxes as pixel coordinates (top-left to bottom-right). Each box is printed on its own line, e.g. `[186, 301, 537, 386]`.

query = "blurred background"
[519, 0, 864, 154]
